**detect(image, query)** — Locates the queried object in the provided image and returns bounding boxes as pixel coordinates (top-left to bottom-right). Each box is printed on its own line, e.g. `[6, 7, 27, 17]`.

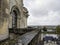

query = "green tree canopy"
[43, 26, 47, 31]
[56, 25, 60, 34]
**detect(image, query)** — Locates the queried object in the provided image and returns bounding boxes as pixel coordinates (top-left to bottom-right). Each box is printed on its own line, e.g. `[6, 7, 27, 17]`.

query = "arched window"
[11, 6, 20, 29]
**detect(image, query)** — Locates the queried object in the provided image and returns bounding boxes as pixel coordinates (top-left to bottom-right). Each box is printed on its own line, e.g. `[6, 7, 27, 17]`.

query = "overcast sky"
[24, 0, 60, 26]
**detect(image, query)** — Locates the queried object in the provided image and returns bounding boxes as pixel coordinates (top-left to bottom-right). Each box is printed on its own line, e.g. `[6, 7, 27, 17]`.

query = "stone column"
[0, 0, 9, 41]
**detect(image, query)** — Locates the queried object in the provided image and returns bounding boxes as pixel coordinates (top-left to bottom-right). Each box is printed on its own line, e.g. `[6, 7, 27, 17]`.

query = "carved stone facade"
[0, 0, 29, 41]
[9, 0, 29, 28]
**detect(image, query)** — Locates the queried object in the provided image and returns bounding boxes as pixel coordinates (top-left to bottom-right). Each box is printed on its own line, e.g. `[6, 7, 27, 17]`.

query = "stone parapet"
[18, 30, 41, 45]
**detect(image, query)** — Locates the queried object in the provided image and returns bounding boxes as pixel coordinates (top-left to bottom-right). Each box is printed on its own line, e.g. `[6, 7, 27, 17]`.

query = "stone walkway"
[18, 30, 39, 45]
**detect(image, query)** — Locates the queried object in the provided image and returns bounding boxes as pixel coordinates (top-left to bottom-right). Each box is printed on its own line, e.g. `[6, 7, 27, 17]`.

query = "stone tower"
[0, 0, 29, 41]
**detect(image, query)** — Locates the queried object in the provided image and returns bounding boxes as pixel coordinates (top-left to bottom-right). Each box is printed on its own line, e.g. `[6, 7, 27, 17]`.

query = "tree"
[56, 25, 60, 34]
[43, 26, 47, 31]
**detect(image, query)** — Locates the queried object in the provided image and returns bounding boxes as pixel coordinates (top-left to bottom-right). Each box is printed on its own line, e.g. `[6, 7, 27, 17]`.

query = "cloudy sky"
[24, 0, 60, 26]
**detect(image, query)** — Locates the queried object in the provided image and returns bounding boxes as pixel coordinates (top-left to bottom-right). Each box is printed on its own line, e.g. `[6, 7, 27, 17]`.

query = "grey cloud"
[31, 0, 60, 17]
[47, 0, 60, 11]
[31, 8, 49, 17]
[24, 0, 60, 25]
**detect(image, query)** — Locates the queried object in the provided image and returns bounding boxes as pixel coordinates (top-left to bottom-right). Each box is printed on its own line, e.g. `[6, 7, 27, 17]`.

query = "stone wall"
[0, 0, 29, 41]
[0, 0, 9, 41]
[28, 30, 41, 45]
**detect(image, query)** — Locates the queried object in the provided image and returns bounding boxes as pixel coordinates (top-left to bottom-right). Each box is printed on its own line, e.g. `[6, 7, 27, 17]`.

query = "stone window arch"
[10, 5, 20, 29]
